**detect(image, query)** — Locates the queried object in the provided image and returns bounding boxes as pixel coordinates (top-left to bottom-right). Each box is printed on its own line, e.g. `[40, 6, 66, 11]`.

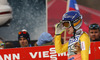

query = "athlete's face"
[89, 29, 100, 41]
[67, 26, 74, 34]
[19, 37, 29, 47]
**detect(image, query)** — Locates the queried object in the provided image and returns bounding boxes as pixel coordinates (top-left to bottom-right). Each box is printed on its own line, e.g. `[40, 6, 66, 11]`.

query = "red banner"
[0, 42, 100, 60]
[0, 46, 67, 60]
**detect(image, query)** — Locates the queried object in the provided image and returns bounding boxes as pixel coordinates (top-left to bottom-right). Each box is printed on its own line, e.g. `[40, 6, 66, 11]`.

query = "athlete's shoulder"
[81, 32, 89, 36]
[80, 32, 89, 38]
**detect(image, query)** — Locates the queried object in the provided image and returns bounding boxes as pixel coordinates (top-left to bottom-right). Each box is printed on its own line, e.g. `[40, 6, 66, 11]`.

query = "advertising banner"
[0, 42, 100, 60]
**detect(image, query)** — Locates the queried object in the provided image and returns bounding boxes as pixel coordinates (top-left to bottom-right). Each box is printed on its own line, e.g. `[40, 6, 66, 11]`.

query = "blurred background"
[47, 0, 100, 38]
[0, 0, 46, 41]
[0, 0, 100, 45]
[77, 0, 100, 10]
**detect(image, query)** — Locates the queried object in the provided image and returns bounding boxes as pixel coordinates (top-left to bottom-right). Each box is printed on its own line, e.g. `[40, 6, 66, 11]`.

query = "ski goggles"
[61, 19, 81, 28]
[18, 31, 27, 35]
[61, 21, 71, 28]
[89, 24, 99, 29]
[73, 19, 81, 26]
[0, 43, 5, 46]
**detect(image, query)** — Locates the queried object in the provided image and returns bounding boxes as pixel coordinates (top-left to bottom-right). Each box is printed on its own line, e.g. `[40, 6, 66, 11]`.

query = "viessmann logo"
[29, 47, 67, 60]
[0, 47, 67, 60]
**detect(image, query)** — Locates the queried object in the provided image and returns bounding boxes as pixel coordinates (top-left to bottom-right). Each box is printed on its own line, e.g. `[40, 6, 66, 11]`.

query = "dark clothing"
[91, 39, 100, 42]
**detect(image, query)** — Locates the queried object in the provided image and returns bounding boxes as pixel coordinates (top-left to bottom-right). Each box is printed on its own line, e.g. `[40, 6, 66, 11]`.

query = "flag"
[67, 0, 89, 33]
[67, 0, 79, 12]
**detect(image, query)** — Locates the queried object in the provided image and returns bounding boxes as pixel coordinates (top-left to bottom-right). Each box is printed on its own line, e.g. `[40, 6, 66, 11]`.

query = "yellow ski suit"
[55, 29, 90, 60]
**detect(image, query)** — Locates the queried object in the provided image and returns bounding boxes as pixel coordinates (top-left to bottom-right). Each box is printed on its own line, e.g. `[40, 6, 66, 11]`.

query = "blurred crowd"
[0, 23, 100, 49]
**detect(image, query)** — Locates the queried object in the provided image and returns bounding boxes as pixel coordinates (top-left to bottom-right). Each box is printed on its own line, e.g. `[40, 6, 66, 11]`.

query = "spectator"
[89, 23, 100, 42]
[0, 37, 5, 49]
[34, 32, 54, 46]
[5, 42, 14, 48]
[18, 29, 31, 47]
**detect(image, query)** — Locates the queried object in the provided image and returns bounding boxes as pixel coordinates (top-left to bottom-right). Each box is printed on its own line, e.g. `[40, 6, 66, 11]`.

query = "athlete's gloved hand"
[71, 42, 81, 52]
[55, 22, 66, 35]
[36, 32, 53, 46]
[71, 44, 77, 52]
